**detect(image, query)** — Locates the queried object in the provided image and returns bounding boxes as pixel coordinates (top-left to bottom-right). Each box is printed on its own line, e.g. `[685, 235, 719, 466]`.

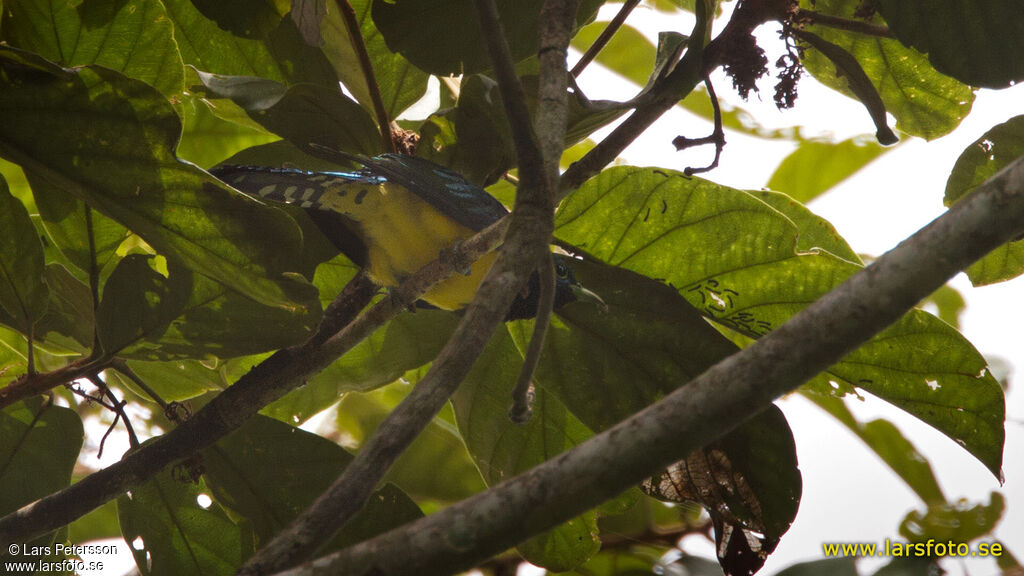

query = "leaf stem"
[335, 0, 395, 153]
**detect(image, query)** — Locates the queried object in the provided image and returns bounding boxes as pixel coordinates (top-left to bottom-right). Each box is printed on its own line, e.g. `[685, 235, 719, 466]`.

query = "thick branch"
[273, 157, 1024, 576]
[0, 218, 512, 544]
[1, 356, 108, 409]
[236, 1, 581, 572]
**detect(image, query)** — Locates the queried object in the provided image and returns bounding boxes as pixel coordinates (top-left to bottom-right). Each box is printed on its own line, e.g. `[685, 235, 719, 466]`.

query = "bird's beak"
[571, 284, 607, 311]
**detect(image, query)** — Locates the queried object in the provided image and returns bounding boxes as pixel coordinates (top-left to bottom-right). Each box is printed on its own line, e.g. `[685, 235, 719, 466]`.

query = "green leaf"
[265, 309, 458, 423]
[521, 260, 739, 432]
[106, 357, 250, 403]
[201, 415, 422, 549]
[125, 270, 320, 361]
[415, 75, 515, 186]
[877, 0, 1024, 89]
[69, 498, 122, 545]
[95, 255, 191, 354]
[799, 0, 974, 140]
[32, 183, 130, 278]
[189, 0, 288, 40]
[0, 174, 48, 336]
[747, 189, 860, 263]
[806, 393, 945, 505]
[370, 0, 603, 75]
[0, 399, 83, 518]
[337, 384, 486, 502]
[1, 0, 184, 98]
[453, 330, 600, 572]
[0, 49, 318, 311]
[163, 0, 337, 86]
[944, 115, 1024, 285]
[766, 137, 890, 202]
[117, 468, 243, 576]
[193, 72, 382, 156]
[176, 95, 281, 169]
[899, 492, 1004, 544]
[556, 166, 1005, 478]
[319, 0, 429, 118]
[571, 22, 656, 87]
[34, 264, 95, 349]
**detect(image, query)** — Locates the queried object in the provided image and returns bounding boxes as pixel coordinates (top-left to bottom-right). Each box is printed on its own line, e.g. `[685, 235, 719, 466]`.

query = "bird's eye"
[555, 260, 570, 278]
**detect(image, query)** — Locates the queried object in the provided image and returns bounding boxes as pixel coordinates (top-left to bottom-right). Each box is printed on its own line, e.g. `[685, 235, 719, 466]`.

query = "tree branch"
[1, 356, 108, 409]
[570, 0, 641, 77]
[795, 8, 893, 38]
[335, 0, 395, 153]
[270, 156, 1024, 576]
[236, 0, 582, 571]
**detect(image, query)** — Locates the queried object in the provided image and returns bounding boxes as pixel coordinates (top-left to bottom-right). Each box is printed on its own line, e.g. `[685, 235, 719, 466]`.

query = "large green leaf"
[799, 0, 974, 140]
[0, 399, 83, 517]
[337, 384, 486, 502]
[370, 0, 604, 75]
[190, 0, 289, 40]
[1, 0, 184, 98]
[0, 399, 83, 557]
[944, 115, 1024, 285]
[32, 182, 130, 279]
[117, 468, 243, 576]
[34, 264, 94, 349]
[0, 48, 318, 311]
[766, 137, 890, 203]
[555, 166, 1005, 478]
[265, 307, 459, 423]
[0, 175, 48, 336]
[95, 255, 191, 354]
[162, 0, 337, 86]
[877, 0, 1024, 89]
[453, 330, 600, 572]
[319, 0, 429, 118]
[201, 415, 422, 550]
[176, 96, 281, 169]
[193, 72, 382, 156]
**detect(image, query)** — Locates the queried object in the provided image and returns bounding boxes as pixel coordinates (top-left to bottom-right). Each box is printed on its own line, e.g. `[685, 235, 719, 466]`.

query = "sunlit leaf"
[945, 115, 1024, 285]
[899, 492, 1004, 544]
[320, 0, 429, 118]
[766, 137, 890, 203]
[799, 0, 974, 140]
[556, 166, 1005, 478]
[1, 0, 184, 97]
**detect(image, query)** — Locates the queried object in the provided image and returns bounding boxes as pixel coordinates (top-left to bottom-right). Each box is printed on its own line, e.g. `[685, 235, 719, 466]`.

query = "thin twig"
[110, 359, 170, 411]
[571, 0, 641, 77]
[795, 8, 893, 38]
[676, 75, 725, 175]
[509, 254, 556, 423]
[273, 155, 1024, 576]
[335, 0, 394, 153]
[84, 205, 102, 356]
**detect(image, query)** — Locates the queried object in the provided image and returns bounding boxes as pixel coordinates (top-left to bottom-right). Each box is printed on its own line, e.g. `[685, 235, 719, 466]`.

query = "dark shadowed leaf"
[944, 115, 1024, 285]
[32, 183, 130, 278]
[201, 415, 422, 550]
[453, 330, 600, 572]
[0, 176, 48, 336]
[117, 467, 243, 576]
[370, 0, 603, 75]
[877, 0, 1024, 89]
[643, 407, 801, 576]
[556, 166, 1005, 478]
[95, 255, 192, 354]
[799, 0, 974, 140]
[0, 399, 83, 555]
[775, 557, 858, 576]
[190, 0, 288, 39]
[193, 72, 382, 156]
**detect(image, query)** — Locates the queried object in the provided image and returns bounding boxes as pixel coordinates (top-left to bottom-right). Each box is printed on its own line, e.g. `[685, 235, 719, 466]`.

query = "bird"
[210, 153, 599, 319]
